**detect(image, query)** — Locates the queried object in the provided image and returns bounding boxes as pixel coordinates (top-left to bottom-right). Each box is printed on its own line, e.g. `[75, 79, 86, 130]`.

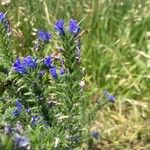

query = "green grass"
[1, 0, 150, 149]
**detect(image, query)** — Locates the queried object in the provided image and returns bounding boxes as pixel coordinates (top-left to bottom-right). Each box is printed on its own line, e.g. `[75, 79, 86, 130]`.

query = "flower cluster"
[14, 134, 30, 149]
[12, 54, 65, 79]
[49, 67, 57, 79]
[2, 16, 111, 149]
[0, 12, 11, 34]
[55, 18, 80, 36]
[13, 56, 37, 74]
[43, 56, 59, 79]
[34, 30, 52, 51]
[54, 19, 81, 62]
[43, 56, 52, 68]
[69, 19, 80, 36]
[4, 124, 30, 149]
[0, 12, 5, 22]
[31, 116, 42, 126]
[54, 19, 65, 35]
[38, 30, 52, 43]
[13, 100, 23, 117]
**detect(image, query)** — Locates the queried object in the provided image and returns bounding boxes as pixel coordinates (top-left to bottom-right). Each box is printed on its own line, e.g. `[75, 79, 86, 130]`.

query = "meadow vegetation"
[0, 0, 150, 149]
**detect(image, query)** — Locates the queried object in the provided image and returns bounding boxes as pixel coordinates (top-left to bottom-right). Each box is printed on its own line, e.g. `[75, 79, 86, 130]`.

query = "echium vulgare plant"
[0, 13, 115, 149]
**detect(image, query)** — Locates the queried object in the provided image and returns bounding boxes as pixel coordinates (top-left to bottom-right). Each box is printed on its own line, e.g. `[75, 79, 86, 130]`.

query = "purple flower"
[13, 99, 23, 117]
[14, 134, 30, 149]
[4, 124, 13, 135]
[45, 32, 51, 40]
[13, 56, 37, 74]
[43, 56, 52, 68]
[60, 68, 65, 75]
[54, 19, 65, 35]
[13, 58, 27, 74]
[0, 12, 5, 22]
[0, 12, 11, 35]
[50, 67, 57, 79]
[38, 30, 52, 42]
[69, 19, 80, 36]
[103, 90, 115, 103]
[16, 99, 23, 112]
[13, 109, 20, 117]
[34, 31, 51, 51]
[22, 56, 37, 69]
[31, 116, 40, 126]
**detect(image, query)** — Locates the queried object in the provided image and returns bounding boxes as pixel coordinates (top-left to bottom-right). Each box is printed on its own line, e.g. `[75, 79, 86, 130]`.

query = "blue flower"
[0, 12, 11, 35]
[13, 56, 37, 74]
[54, 19, 65, 35]
[50, 67, 57, 79]
[13, 99, 23, 117]
[38, 30, 52, 42]
[14, 134, 30, 149]
[4, 124, 13, 135]
[43, 56, 52, 68]
[60, 68, 65, 75]
[22, 56, 37, 69]
[13, 109, 20, 117]
[31, 116, 40, 126]
[103, 90, 115, 103]
[69, 19, 80, 36]
[16, 99, 23, 112]
[13, 58, 27, 74]
[0, 12, 5, 22]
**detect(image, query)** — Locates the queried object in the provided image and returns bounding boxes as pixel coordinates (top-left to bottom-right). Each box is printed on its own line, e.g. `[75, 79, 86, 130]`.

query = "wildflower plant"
[0, 13, 113, 149]
[0, 12, 13, 97]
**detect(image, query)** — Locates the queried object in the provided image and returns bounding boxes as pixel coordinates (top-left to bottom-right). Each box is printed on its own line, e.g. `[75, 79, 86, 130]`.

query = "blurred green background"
[1, 0, 150, 149]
